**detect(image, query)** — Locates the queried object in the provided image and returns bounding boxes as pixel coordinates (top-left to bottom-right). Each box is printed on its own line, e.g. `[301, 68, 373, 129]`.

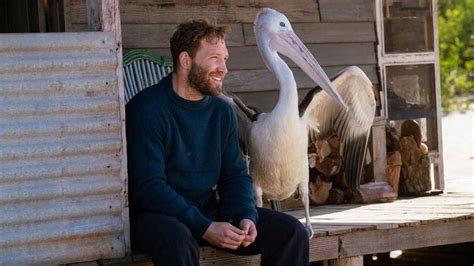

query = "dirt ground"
[441, 110, 474, 193]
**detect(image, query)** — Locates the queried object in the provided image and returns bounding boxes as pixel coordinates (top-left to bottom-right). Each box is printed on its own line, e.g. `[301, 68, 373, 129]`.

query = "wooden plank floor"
[97, 192, 473, 265]
[199, 192, 474, 264]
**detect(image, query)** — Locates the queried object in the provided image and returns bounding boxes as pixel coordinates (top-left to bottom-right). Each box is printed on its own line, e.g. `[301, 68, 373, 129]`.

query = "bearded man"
[126, 19, 309, 266]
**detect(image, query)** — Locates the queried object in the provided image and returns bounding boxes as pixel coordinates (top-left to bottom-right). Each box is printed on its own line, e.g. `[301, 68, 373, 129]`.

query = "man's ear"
[179, 51, 191, 71]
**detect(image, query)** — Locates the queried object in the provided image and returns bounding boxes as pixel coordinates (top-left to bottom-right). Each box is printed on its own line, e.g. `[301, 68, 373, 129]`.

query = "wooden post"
[86, 0, 130, 254]
[326, 256, 364, 266]
[372, 117, 387, 182]
[37, 0, 46, 32]
[86, 0, 102, 31]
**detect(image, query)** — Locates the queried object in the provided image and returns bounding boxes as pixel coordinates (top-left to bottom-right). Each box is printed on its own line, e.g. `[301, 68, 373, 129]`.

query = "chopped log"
[386, 123, 401, 152]
[326, 188, 345, 204]
[401, 120, 422, 148]
[308, 153, 318, 169]
[328, 135, 341, 157]
[354, 182, 397, 203]
[387, 150, 402, 193]
[309, 136, 342, 179]
[309, 175, 332, 205]
[399, 135, 431, 194]
[316, 139, 332, 160]
[315, 156, 342, 178]
[420, 142, 429, 155]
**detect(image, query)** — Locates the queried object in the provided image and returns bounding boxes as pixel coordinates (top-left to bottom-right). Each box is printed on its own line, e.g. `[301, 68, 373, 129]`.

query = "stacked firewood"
[306, 119, 432, 205]
[308, 133, 398, 205]
[386, 120, 432, 194]
[307, 135, 349, 205]
[386, 124, 402, 193]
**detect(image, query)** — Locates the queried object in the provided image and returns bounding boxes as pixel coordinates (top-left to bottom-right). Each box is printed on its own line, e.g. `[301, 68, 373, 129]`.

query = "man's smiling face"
[187, 37, 229, 96]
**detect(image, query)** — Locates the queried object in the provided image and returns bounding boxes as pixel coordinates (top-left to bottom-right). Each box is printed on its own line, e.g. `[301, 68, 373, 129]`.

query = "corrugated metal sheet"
[0, 32, 127, 265]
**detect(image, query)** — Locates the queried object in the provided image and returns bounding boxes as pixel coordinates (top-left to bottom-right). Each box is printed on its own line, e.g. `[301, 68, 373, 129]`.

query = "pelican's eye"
[280, 22, 285, 27]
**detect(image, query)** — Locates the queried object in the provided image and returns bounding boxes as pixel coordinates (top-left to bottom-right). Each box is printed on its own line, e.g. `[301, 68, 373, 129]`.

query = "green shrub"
[438, 0, 474, 113]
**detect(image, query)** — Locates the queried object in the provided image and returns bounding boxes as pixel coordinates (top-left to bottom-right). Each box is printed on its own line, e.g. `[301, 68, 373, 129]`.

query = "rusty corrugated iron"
[0, 32, 127, 265]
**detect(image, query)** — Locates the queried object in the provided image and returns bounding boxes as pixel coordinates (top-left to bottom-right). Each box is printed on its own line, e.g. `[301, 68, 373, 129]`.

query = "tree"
[438, 0, 474, 112]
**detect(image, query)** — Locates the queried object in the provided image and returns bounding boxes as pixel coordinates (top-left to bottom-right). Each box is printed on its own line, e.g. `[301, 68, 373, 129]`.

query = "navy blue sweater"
[126, 74, 258, 240]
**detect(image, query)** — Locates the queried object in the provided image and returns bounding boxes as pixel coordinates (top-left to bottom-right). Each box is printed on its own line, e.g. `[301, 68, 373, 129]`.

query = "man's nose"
[217, 61, 228, 74]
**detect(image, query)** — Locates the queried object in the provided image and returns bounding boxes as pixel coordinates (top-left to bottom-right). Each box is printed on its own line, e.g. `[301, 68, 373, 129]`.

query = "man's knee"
[158, 222, 199, 260]
[164, 221, 198, 247]
[267, 211, 309, 249]
[133, 213, 200, 264]
[258, 208, 309, 244]
[255, 209, 309, 265]
[284, 213, 309, 242]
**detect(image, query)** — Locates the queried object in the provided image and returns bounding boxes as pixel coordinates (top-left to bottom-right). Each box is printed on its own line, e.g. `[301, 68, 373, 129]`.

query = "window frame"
[375, 0, 444, 189]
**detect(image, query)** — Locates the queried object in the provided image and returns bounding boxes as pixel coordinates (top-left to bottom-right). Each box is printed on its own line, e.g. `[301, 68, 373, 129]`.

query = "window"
[383, 0, 434, 53]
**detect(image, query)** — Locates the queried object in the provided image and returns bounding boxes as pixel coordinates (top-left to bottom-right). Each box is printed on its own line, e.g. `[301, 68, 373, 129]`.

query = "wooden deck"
[200, 192, 473, 265]
[97, 192, 473, 265]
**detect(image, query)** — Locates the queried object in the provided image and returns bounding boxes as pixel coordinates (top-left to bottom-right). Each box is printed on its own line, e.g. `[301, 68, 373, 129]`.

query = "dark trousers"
[131, 207, 309, 266]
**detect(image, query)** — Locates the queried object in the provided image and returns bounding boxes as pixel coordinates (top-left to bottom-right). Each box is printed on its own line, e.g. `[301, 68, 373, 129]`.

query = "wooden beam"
[310, 236, 340, 261]
[319, 0, 374, 22]
[86, 0, 101, 31]
[371, 117, 388, 182]
[327, 256, 363, 266]
[339, 219, 474, 257]
[227, 65, 378, 92]
[62, 0, 71, 32]
[243, 22, 376, 45]
[200, 247, 260, 265]
[37, 0, 46, 32]
[88, 0, 130, 255]
[45, 0, 64, 32]
[71, 0, 321, 24]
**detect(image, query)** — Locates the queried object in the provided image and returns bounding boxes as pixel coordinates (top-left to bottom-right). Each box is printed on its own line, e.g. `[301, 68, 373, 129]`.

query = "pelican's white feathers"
[225, 8, 376, 239]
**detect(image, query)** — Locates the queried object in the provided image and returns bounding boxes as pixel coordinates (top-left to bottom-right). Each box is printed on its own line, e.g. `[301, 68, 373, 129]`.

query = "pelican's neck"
[262, 48, 299, 119]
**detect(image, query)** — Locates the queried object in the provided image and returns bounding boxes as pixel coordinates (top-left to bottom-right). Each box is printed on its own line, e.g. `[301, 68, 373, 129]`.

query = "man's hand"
[239, 219, 257, 247]
[202, 222, 246, 250]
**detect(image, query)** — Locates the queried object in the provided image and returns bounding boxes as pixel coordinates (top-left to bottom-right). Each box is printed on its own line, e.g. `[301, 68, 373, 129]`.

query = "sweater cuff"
[236, 213, 258, 226]
[190, 216, 213, 240]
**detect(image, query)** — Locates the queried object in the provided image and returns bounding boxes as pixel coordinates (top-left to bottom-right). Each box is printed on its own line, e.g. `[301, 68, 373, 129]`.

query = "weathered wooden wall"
[64, 0, 378, 111]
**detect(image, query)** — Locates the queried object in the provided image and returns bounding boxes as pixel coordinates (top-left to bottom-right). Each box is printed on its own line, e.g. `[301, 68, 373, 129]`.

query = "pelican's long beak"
[271, 31, 347, 109]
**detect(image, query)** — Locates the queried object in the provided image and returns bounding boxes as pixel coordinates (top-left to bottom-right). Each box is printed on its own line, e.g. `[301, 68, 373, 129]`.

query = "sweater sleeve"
[217, 109, 258, 225]
[126, 103, 212, 240]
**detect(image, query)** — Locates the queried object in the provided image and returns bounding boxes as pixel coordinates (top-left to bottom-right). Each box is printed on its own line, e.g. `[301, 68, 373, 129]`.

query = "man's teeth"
[211, 77, 222, 81]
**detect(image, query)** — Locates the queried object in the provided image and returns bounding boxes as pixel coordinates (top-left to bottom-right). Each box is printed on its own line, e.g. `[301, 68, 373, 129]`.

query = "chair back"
[123, 50, 173, 103]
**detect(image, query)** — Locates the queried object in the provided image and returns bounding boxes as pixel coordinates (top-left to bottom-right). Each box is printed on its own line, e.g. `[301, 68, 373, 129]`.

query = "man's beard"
[188, 62, 224, 97]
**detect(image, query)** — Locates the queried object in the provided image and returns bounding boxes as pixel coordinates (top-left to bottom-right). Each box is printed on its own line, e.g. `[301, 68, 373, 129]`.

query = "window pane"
[386, 64, 436, 120]
[383, 0, 434, 53]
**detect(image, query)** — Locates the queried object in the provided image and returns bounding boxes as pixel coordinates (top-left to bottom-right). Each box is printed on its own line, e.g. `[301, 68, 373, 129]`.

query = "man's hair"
[170, 19, 229, 69]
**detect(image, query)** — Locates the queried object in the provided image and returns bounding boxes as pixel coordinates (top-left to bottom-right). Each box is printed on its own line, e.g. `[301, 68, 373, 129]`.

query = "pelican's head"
[254, 8, 347, 109]
[255, 8, 294, 42]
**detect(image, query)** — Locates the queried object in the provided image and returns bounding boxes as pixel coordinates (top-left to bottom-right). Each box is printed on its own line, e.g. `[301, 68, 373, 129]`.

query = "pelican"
[221, 8, 376, 238]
